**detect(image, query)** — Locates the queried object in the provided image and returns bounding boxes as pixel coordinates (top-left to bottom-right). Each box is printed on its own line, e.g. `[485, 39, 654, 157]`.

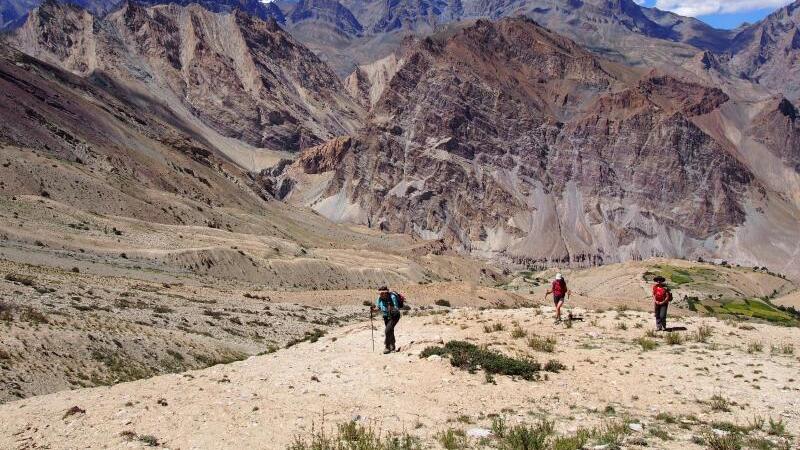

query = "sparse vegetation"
[4, 273, 34, 286]
[694, 324, 714, 343]
[527, 335, 556, 353]
[420, 340, 543, 380]
[434, 299, 451, 308]
[289, 421, 422, 450]
[665, 332, 684, 345]
[635, 337, 658, 351]
[511, 326, 527, 339]
[746, 341, 764, 353]
[708, 394, 732, 412]
[437, 428, 467, 450]
[286, 329, 327, 348]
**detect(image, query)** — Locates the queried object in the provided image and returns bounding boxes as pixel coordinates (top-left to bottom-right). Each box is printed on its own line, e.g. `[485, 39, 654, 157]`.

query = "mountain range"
[1, 0, 799, 278]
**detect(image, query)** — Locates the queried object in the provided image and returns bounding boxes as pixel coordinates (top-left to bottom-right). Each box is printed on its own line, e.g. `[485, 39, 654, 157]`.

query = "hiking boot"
[383, 348, 392, 354]
[554, 319, 562, 325]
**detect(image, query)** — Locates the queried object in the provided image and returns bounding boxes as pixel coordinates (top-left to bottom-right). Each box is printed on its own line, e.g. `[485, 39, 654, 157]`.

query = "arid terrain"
[1, 0, 799, 448]
[1, 299, 798, 449]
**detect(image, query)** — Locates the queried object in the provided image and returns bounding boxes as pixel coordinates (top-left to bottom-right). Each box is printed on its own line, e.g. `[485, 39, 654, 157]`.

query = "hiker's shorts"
[553, 295, 565, 306]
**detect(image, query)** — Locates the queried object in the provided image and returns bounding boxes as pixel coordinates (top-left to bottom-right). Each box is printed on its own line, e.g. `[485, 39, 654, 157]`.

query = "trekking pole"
[369, 307, 375, 352]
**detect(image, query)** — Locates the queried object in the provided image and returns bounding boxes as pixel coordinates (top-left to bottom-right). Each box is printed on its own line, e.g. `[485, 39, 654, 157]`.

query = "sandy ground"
[2, 307, 797, 449]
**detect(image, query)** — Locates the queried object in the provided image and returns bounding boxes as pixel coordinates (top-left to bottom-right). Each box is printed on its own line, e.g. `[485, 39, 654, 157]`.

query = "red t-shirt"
[653, 284, 671, 304]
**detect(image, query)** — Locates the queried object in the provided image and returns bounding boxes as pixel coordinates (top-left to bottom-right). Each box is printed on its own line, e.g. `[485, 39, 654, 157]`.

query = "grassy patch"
[643, 265, 704, 286]
[288, 421, 423, 450]
[715, 299, 797, 325]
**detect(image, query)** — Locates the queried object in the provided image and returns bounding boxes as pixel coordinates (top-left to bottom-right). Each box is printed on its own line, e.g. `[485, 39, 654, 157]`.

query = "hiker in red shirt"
[652, 276, 673, 331]
[545, 273, 571, 324]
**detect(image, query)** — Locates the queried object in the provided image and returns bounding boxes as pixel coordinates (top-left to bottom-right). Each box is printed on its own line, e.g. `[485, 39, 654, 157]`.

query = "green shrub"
[768, 417, 786, 436]
[421, 341, 542, 380]
[551, 429, 590, 450]
[665, 332, 684, 345]
[289, 421, 422, 450]
[704, 431, 742, 450]
[544, 360, 566, 373]
[499, 420, 554, 450]
[435, 299, 451, 308]
[656, 412, 676, 424]
[511, 326, 527, 339]
[527, 335, 556, 353]
[649, 427, 672, 441]
[138, 435, 159, 447]
[708, 394, 731, 412]
[437, 428, 466, 450]
[592, 421, 631, 447]
[491, 416, 507, 438]
[635, 337, 658, 351]
[420, 346, 448, 359]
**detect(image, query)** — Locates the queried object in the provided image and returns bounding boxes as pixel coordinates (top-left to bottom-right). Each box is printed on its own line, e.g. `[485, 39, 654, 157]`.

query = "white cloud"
[652, 0, 793, 17]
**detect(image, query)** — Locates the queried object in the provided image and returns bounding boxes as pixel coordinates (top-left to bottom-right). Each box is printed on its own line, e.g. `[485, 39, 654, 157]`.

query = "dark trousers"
[654, 303, 668, 330]
[383, 312, 401, 349]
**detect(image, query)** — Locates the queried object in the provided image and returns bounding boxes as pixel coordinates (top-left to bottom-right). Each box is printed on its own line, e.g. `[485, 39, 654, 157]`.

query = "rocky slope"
[288, 0, 363, 36]
[269, 18, 800, 277]
[728, 1, 800, 101]
[5, 1, 363, 157]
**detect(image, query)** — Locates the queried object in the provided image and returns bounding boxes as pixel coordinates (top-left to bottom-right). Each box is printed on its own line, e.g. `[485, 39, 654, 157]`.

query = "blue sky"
[635, 0, 792, 29]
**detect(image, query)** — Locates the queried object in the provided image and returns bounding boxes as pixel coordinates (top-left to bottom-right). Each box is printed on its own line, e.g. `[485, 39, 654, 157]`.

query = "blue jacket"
[376, 293, 399, 317]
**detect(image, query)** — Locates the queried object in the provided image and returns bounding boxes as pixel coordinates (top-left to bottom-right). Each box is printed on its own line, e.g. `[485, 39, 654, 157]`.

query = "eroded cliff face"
[6, 1, 364, 153]
[729, 1, 800, 102]
[270, 18, 769, 267]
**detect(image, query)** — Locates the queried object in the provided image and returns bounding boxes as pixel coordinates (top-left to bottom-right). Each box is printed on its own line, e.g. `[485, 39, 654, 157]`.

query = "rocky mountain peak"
[288, 0, 364, 36]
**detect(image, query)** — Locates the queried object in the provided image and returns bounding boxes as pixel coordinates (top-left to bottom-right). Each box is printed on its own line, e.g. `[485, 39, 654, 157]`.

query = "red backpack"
[552, 279, 566, 296]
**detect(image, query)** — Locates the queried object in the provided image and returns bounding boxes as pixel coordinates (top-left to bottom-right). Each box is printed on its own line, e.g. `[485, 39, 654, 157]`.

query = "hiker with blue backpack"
[371, 286, 404, 354]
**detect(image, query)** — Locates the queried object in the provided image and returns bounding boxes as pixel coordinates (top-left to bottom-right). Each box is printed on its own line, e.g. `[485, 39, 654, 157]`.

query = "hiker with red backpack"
[652, 276, 673, 331]
[371, 286, 404, 354]
[545, 273, 571, 324]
